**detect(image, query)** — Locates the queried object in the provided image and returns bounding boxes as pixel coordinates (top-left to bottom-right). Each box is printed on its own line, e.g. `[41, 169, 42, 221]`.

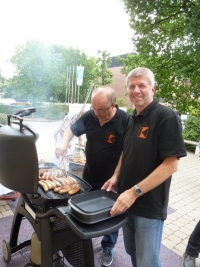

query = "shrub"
[0, 113, 8, 125]
[127, 108, 134, 114]
[0, 104, 14, 115]
[0, 104, 69, 121]
[116, 98, 127, 107]
[188, 106, 200, 117]
[182, 116, 200, 151]
[33, 104, 69, 120]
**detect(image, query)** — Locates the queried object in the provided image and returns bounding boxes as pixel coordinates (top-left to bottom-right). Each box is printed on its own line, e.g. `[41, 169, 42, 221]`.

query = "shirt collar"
[132, 98, 158, 118]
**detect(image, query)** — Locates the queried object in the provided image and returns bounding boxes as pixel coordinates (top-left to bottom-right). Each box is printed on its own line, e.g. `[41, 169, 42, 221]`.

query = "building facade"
[108, 54, 132, 109]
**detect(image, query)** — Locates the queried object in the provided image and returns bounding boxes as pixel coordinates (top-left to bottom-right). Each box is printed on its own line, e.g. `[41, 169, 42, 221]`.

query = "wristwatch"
[133, 185, 143, 196]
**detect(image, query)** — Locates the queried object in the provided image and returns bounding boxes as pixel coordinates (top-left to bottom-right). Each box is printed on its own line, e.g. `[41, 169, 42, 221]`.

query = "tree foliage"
[8, 40, 65, 105]
[121, 0, 200, 113]
[5, 40, 112, 105]
[96, 50, 113, 85]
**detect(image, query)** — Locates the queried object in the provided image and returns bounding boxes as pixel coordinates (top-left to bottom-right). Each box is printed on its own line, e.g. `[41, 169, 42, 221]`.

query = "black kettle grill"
[0, 108, 128, 267]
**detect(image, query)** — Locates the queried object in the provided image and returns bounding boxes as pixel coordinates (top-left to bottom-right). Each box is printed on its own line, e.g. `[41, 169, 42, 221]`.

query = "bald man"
[55, 86, 130, 267]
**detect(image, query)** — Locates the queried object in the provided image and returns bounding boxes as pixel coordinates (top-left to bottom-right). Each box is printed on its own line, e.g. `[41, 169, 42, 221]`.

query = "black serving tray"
[70, 190, 118, 213]
[68, 190, 119, 224]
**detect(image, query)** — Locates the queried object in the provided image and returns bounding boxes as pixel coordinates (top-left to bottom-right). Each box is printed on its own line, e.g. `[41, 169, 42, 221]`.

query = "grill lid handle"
[8, 115, 23, 129]
[7, 108, 39, 141]
[7, 107, 36, 130]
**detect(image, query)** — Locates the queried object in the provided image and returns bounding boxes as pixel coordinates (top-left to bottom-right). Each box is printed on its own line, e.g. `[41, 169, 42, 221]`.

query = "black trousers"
[186, 220, 200, 258]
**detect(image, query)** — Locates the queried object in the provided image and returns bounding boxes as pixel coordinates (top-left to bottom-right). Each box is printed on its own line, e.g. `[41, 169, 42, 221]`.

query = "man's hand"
[110, 188, 138, 216]
[55, 143, 68, 159]
[101, 175, 118, 192]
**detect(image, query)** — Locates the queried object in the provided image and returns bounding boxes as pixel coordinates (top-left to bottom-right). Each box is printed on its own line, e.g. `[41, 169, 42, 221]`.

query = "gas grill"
[0, 108, 128, 267]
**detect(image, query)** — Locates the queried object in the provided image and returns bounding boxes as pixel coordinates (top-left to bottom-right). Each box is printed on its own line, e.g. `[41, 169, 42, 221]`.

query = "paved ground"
[0, 119, 200, 266]
[164, 151, 200, 266]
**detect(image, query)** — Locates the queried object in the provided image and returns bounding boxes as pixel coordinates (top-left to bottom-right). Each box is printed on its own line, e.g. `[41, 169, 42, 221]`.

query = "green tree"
[8, 40, 64, 105]
[121, 0, 200, 114]
[96, 50, 113, 85]
[55, 45, 102, 103]
[6, 41, 113, 105]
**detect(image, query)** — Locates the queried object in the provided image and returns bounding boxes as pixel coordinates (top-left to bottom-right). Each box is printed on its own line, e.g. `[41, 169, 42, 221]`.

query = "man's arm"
[110, 156, 179, 216]
[55, 127, 74, 158]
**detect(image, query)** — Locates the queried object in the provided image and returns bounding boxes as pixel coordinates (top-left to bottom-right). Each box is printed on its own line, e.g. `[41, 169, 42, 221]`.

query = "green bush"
[0, 104, 14, 115]
[127, 108, 134, 114]
[182, 116, 200, 151]
[188, 106, 200, 117]
[34, 104, 69, 120]
[116, 98, 127, 107]
[0, 113, 8, 125]
[0, 104, 69, 121]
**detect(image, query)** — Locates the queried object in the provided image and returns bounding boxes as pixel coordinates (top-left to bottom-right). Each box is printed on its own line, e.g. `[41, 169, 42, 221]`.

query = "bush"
[0, 104, 14, 115]
[127, 108, 134, 114]
[0, 113, 8, 125]
[116, 98, 127, 107]
[182, 116, 200, 151]
[33, 104, 69, 120]
[0, 103, 70, 122]
[188, 106, 200, 117]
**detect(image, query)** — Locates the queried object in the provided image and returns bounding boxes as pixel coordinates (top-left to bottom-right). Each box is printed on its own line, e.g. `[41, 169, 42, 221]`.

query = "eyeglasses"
[90, 104, 113, 114]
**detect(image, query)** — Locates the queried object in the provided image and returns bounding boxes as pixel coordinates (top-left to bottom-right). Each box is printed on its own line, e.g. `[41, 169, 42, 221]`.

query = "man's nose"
[94, 109, 101, 114]
[131, 86, 140, 92]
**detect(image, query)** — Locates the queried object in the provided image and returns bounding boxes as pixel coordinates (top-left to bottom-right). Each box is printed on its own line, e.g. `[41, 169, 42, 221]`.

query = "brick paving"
[164, 152, 200, 266]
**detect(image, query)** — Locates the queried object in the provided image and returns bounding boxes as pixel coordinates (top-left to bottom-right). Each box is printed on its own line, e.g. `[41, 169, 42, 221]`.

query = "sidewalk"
[163, 151, 200, 266]
[0, 119, 200, 265]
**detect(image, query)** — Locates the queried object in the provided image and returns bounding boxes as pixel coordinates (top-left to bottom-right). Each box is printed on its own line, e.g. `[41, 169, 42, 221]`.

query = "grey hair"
[91, 86, 116, 104]
[126, 67, 155, 87]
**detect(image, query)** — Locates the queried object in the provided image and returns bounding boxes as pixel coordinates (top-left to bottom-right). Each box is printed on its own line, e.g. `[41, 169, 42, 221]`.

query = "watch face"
[134, 185, 143, 196]
[136, 188, 142, 194]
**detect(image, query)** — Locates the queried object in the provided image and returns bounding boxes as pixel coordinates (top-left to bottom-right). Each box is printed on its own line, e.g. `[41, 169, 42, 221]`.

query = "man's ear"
[152, 86, 156, 95]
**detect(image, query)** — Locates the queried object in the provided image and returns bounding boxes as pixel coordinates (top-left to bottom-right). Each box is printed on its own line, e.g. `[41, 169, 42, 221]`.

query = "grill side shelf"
[55, 206, 128, 239]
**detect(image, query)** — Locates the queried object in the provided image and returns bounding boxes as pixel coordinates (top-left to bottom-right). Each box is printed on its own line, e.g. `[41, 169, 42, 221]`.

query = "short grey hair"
[91, 86, 116, 104]
[126, 67, 155, 87]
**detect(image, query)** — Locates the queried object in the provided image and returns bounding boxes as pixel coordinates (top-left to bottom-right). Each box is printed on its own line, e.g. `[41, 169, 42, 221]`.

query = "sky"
[0, 0, 134, 78]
